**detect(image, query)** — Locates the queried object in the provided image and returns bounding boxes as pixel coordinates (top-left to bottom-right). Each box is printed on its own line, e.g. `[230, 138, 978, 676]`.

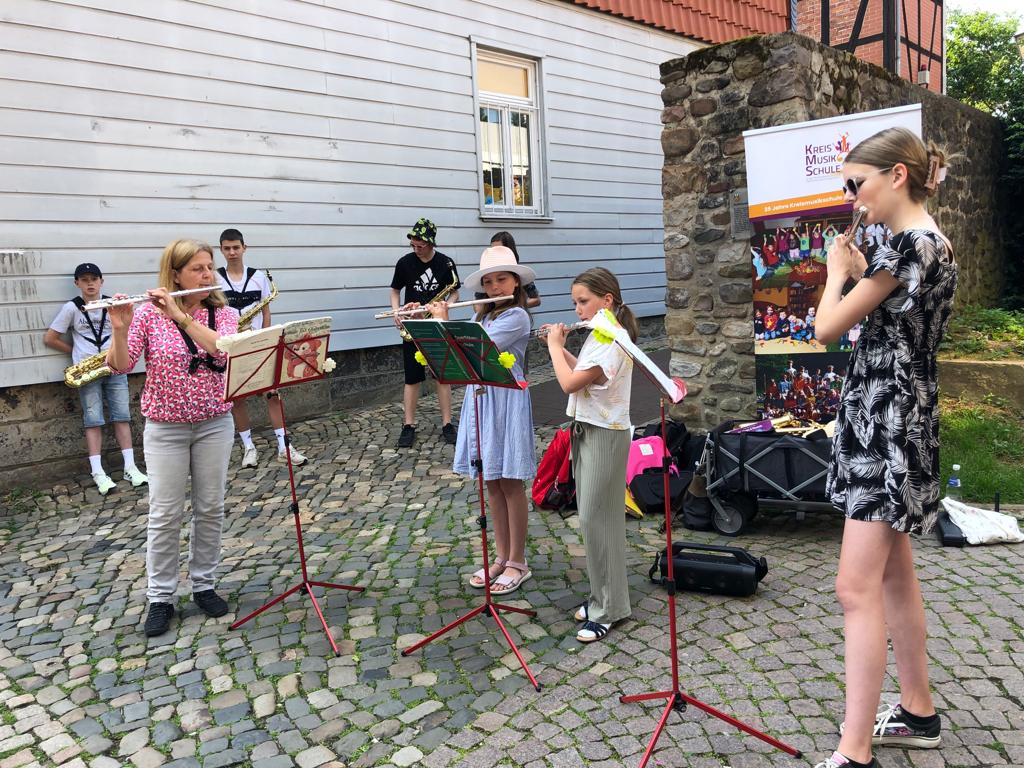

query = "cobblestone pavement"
[2, 359, 1022, 768]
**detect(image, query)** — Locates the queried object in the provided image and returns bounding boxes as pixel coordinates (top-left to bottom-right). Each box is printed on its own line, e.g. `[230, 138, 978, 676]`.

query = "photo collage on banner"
[742, 105, 923, 422]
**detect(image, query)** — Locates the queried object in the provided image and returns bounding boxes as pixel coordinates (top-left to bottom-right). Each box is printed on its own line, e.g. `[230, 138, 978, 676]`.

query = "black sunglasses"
[842, 166, 895, 196]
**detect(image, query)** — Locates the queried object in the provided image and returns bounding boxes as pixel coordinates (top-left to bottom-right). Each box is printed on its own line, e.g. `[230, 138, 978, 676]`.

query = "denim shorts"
[79, 374, 131, 428]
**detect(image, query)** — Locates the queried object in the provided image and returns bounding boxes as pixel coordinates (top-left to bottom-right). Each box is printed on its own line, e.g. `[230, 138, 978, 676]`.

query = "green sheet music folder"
[401, 319, 523, 390]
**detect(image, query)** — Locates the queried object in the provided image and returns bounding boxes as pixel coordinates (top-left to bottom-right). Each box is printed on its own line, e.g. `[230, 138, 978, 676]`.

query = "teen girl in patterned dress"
[813, 128, 957, 768]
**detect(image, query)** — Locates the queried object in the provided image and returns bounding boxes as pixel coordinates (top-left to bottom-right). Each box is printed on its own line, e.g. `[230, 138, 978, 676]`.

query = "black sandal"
[576, 620, 610, 643]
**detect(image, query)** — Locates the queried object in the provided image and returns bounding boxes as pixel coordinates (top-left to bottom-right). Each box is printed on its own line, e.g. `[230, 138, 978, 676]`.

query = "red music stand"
[222, 318, 363, 655]
[587, 311, 802, 767]
[398, 319, 541, 691]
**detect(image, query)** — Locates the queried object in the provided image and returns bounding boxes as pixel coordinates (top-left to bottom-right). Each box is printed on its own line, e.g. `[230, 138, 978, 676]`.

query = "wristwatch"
[177, 314, 194, 330]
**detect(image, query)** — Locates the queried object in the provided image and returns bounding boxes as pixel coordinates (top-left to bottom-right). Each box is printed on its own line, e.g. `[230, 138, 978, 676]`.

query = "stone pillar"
[660, 31, 1004, 428]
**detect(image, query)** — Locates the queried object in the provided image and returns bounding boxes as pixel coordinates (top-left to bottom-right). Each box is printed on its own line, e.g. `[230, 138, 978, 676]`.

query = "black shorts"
[403, 340, 428, 385]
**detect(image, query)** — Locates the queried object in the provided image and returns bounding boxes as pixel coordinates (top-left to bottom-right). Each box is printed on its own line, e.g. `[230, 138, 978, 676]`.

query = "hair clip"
[924, 154, 942, 190]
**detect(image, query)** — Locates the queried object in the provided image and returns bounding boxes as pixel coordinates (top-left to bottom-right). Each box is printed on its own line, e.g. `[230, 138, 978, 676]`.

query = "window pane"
[480, 107, 504, 206]
[510, 110, 533, 207]
[478, 58, 529, 98]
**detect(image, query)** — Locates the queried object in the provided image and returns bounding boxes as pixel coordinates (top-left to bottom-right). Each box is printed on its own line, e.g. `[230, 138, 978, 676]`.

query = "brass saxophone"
[237, 270, 278, 332]
[64, 350, 111, 388]
[398, 273, 459, 341]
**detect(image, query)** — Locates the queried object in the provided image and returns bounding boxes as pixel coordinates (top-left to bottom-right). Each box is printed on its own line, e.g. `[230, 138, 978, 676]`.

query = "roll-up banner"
[742, 105, 922, 422]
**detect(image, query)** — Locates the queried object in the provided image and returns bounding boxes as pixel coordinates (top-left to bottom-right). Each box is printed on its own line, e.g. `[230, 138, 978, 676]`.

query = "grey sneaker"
[840, 703, 940, 749]
[277, 446, 308, 466]
[92, 472, 116, 495]
[240, 446, 258, 468]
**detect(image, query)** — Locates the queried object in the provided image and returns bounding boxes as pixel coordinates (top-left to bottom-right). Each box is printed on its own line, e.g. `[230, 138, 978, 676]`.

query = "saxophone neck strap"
[72, 296, 110, 349]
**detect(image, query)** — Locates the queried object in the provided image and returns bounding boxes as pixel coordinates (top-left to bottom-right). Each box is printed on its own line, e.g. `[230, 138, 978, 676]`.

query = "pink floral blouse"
[112, 303, 237, 423]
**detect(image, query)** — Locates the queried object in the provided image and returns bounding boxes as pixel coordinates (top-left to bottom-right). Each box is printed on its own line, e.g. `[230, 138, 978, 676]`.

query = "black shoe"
[840, 703, 940, 749]
[144, 602, 175, 637]
[441, 423, 457, 445]
[397, 424, 416, 448]
[193, 590, 229, 618]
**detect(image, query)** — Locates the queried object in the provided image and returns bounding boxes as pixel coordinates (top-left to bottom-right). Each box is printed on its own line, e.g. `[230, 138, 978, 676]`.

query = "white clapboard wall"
[0, 0, 699, 387]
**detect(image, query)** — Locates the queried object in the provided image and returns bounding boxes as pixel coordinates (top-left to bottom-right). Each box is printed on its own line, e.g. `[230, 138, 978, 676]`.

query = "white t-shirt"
[49, 299, 111, 364]
[566, 332, 633, 430]
[217, 267, 272, 330]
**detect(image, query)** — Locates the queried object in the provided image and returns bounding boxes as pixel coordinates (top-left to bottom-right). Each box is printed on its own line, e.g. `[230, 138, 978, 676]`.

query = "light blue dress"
[453, 308, 536, 481]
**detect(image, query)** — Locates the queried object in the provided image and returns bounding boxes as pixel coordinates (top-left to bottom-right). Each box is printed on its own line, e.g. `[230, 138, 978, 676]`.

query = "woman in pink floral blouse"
[107, 239, 238, 638]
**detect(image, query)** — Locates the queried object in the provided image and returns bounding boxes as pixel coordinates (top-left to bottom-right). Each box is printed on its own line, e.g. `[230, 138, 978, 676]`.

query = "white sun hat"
[462, 245, 536, 294]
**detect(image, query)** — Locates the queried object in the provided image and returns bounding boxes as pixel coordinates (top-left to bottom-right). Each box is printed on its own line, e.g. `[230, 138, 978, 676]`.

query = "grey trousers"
[143, 413, 233, 603]
[571, 421, 632, 625]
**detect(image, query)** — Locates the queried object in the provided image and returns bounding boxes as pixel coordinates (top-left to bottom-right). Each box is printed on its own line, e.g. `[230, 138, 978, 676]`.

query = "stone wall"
[660, 31, 1005, 428]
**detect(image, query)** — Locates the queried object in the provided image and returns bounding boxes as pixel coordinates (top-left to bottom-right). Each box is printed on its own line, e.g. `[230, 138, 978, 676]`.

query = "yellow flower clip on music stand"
[497, 351, 516, 369]
[591, 308, 619, 345]
[414, 350, 428, 366]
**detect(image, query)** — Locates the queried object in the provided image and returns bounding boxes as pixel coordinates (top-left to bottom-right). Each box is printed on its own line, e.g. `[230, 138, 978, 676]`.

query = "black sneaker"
[441, 423, 457, 445]
[144, 602, 175, 637]
[193, 590, 229, 618]
[397, 424, 416, 448]
[840, 703, 940, 749]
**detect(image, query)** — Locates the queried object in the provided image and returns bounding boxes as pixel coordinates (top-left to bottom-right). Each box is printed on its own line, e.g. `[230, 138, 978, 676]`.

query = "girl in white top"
[543, 267, 637, 643]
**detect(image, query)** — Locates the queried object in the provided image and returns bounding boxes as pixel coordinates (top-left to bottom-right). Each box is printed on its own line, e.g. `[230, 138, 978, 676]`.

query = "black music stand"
[223, 318, 364, 655]
[586, 312, 802, 767]
[399, 319, 541, 691]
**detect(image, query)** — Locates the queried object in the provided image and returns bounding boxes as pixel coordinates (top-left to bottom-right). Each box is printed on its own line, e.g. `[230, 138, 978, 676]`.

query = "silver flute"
[530, 321, 590, 338]
[82, 286, 217, 311]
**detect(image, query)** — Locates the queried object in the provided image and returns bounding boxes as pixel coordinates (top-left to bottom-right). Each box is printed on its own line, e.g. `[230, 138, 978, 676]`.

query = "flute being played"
[530, 321, 589, 338]
[374, 295, 514, 319]
[83, 286, 216, 311]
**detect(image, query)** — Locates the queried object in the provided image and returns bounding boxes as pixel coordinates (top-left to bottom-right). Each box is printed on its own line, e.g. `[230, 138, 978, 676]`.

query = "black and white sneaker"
[397, 424, 416, 448]
[840, 703, 940, 749]
[144, 602, 175, 637]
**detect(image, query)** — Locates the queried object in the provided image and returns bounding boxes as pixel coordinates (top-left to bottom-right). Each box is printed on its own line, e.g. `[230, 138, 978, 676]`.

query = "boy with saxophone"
[217, 228, 308, 468]
[44, 263, 148, 494]
[389, 218, 461, 448]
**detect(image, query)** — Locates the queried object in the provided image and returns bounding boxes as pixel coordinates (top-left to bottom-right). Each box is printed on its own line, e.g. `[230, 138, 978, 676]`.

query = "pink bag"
[627, 436, 679, 485]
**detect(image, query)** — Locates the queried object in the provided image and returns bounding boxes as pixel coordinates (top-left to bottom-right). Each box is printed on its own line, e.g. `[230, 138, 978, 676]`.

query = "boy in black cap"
[389, 218, 460, 448]
[44, 263, 147, 494]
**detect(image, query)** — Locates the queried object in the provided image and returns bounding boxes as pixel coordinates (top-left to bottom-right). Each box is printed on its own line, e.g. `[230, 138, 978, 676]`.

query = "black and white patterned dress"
[827, 230, 958, 533]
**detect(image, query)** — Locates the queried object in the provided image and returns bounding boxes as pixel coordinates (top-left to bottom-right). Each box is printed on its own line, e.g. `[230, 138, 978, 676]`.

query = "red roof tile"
[567, 0, 788, 44]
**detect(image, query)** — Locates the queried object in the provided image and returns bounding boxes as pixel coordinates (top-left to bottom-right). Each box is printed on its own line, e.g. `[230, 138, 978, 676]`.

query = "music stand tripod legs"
[230, 383, 364, 655]
[619, 398, 802, 768]
[402, 389, 541, 691]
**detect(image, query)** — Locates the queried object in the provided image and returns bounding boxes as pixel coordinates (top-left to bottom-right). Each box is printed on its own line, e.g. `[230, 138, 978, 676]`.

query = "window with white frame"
[475, 50, 544, 217]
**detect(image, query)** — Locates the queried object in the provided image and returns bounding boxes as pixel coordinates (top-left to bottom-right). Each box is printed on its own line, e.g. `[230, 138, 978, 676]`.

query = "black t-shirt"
[390, 251, 460, 305]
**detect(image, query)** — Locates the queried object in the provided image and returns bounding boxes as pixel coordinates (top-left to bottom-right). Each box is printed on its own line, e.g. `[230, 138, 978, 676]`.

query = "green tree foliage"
[946, 10, 1024, 307]
[946, 10, 1024, 115]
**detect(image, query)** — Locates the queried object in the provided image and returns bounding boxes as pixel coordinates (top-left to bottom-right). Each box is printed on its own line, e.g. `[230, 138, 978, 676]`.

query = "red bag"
[532, 428, 576, 512]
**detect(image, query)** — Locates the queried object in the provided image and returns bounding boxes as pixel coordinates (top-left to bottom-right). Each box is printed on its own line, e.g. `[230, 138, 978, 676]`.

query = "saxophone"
[398, 273, 459, 341]
[237, 270, 278, 332]
[64, 350, 111, 388]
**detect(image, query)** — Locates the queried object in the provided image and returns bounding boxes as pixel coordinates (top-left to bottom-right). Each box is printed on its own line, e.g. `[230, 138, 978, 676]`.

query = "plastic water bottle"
[945, 464, 962, 501]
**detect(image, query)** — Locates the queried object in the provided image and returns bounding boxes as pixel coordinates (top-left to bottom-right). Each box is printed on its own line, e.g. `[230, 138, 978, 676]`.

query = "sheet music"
[589, 310, 685, 403]
[217, 324, 283, 399]
[279, 316, 331, 385]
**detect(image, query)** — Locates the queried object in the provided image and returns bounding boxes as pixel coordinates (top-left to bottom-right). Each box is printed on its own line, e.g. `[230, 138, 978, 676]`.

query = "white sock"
[275, 428, 286, 452]
[89, 455, 104, 475]
[122, 448, 137, 471]
[239, 430, 254, 450]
